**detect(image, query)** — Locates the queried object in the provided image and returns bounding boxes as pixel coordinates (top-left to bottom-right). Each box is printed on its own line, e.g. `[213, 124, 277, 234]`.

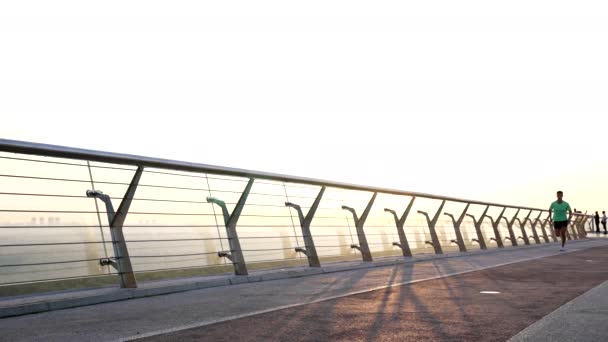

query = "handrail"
[0, 138, 561, 212]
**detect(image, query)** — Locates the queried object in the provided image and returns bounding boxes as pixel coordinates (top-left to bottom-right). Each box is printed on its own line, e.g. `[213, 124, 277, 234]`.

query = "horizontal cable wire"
[0, 273, 118, 287]
[130, 252, 218, 258]
[0, 258, 113, 268]
[246, 257, 306, 264]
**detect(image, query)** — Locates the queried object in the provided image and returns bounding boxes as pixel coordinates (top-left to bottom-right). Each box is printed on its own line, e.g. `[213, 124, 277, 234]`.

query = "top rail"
[0, 138, 568, 213]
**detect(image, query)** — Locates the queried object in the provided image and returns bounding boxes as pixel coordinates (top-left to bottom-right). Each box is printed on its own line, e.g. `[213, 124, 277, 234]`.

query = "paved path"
[0, 239, 606, 341]
[142, 245, 608, 342]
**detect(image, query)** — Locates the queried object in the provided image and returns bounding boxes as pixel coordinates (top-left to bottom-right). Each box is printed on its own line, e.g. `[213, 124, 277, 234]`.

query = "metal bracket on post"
[484, 207, 506, 248]
[285, 186, 325, 267]
[207, 178, 254, 276]
[86, 166, 143, 289]
[466, 205, 490, 250]
[527, 212, 542, 244]
[444, 203, 470, 253]
[515, 210, 532, 245]
[99, 257, 118, 269]
[217, 251, 234, 261]
[417, 200, 446, 255]
[384, 196, 416, 257]
[503, 208, 520, 247]
[342, 192, 377, 262]
[294, 247, 309, 256]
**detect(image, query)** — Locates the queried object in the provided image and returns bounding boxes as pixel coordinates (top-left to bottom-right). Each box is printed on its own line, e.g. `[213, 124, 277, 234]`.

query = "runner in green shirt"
[549, 191, 572, 251]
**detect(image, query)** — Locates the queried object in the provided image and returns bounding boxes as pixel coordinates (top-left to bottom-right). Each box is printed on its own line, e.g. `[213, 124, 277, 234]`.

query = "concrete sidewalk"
[1, 240, 601, 319]
[510, 280, 608, 342]
[0, 239, 606, 342]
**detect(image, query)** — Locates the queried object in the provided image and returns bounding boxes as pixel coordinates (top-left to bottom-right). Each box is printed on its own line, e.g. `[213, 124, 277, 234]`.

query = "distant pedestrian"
[602, 211, 607, 234]
[550, 191, 572, 251]
[595, 211, 601, 233]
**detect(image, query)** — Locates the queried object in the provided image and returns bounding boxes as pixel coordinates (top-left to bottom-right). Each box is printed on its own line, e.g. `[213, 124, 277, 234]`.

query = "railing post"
[207, 178, 254, 276]
[484, 207, 506, 248]
[503, 208, 520, 246]
[538, 213, 551, 242]
[582, 216, 590, 238]
[574, 214, 585, 239]
[579, 216, 587, 238]
[578, 216, 586, 238]
[568, 217, 579, 240]
[547, 217, 558, 242]
[466, 205, 490, 250]
[417, 200, 446, 255]
[342, 192, 377, 262]
[527, 212, 542, 244]
[569, 213, 579, 240]
[86, 166, 143, 288]
[285, 186, 325, 267]
[444, 203, 470, 252]
[516, 210, 532, 245]
[384, 196, 416, 257]
[577, 212, 588, 238]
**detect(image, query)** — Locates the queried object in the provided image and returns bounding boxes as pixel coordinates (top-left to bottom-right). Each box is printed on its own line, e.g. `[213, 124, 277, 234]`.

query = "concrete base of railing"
[0, 239, 598, 319]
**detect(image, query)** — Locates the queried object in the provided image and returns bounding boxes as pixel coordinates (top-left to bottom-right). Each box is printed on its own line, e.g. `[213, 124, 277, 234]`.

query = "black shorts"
[553, 220, 568, 230]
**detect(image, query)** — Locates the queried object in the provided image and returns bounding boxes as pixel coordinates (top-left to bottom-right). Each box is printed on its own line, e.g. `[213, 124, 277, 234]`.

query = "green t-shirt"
[550, 201, 571, 222]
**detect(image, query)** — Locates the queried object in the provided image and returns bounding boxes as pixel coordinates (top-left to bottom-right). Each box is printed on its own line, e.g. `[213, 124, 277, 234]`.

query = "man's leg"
[560, 228, 566, 248]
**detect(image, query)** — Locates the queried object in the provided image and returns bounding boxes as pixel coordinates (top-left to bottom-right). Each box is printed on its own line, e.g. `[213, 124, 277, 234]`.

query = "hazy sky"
[1, 1, 607, 211]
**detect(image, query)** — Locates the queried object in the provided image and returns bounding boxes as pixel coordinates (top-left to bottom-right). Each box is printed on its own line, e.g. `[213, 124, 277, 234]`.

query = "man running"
[550, 191, 572, 251]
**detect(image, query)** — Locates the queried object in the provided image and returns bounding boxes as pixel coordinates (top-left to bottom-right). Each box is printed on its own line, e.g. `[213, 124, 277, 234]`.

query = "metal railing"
[0, 138, 593, 293]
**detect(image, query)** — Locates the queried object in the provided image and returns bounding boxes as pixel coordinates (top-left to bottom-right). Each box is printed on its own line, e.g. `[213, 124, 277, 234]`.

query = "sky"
[1, 1, 607, 212]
